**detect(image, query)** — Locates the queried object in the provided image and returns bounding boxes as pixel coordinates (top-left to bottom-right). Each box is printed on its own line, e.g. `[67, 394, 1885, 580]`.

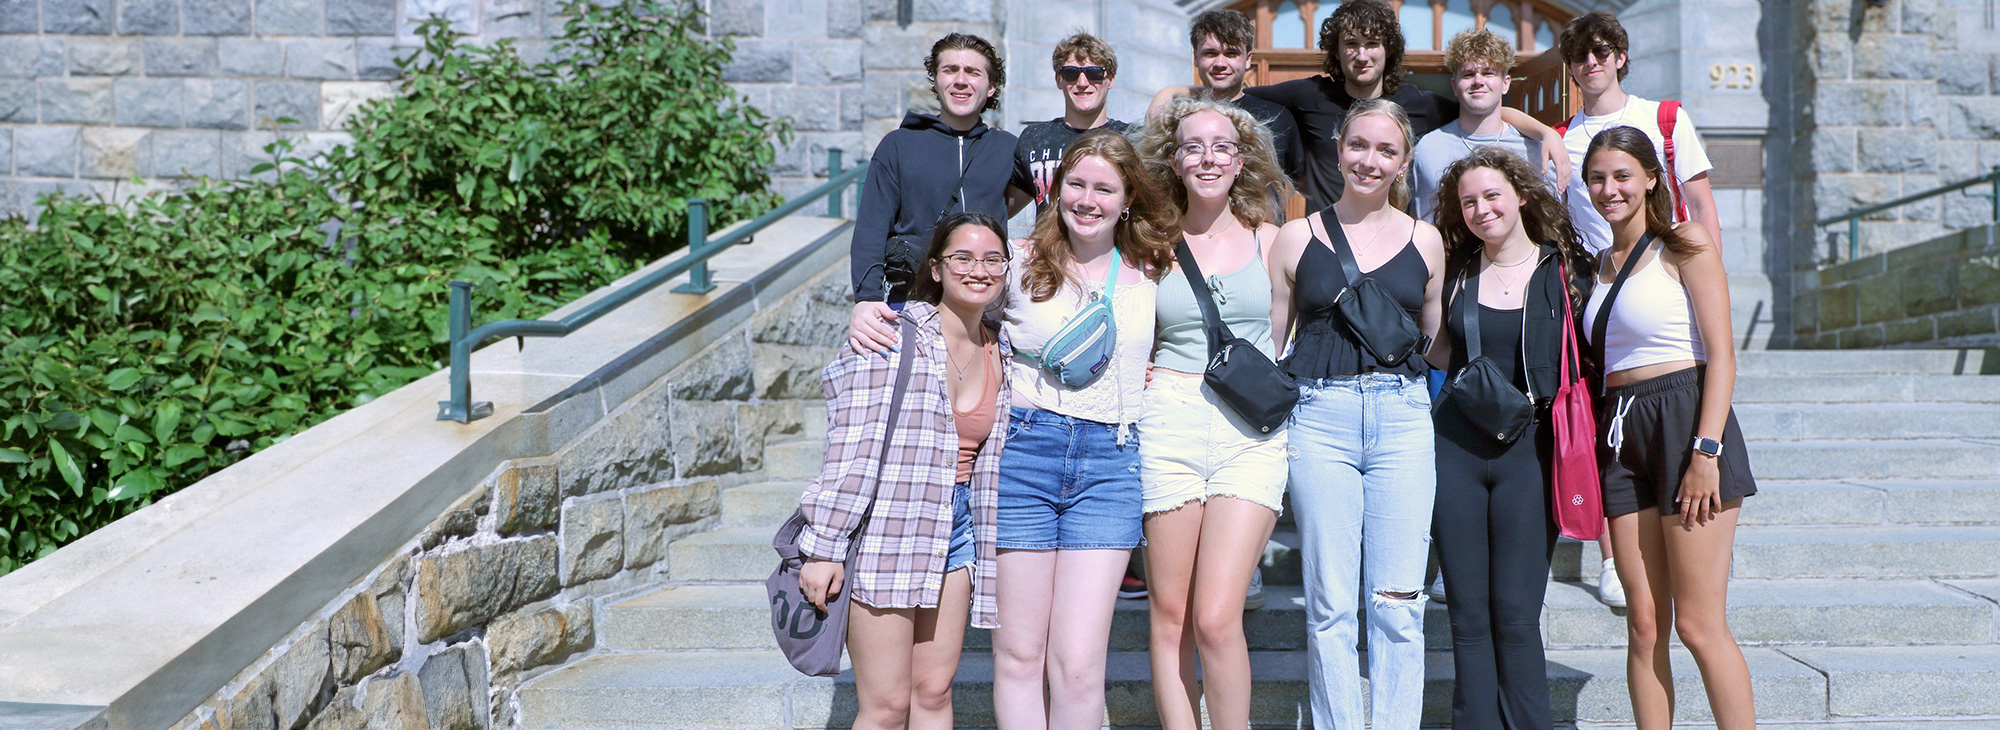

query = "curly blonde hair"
[1136, 96, 1292, 229]
[1023, 129, 1178, 302]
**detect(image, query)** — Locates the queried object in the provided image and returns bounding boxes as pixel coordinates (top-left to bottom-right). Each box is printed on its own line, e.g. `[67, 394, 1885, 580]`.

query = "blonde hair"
[1022, 129, 1178, 301]
[1136, 96, 1293, 229]
[1336, 97, 1416, 210]
[1443, 28, 1516, 75]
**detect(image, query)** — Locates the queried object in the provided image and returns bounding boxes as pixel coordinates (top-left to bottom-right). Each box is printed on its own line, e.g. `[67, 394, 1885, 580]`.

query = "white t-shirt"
[1561, 97, 1712, 254]
[1002, 240, 1157, 428]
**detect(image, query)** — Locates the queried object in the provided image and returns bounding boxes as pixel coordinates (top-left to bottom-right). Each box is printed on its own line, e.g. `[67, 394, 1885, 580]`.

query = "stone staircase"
[515, 349, 2000, 729]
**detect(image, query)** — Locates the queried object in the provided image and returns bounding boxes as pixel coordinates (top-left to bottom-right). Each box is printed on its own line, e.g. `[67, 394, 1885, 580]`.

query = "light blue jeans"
[1287, 373, 1437, 730]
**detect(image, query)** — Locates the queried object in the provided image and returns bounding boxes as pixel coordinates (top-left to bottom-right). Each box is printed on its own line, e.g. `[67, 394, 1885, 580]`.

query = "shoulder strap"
[1557, 259, 1583, 388]
[1459, 264, 1483, 363]
[849, 317, 922, 542]
[1589, 234, 1655, 391]
[1658, 101, 1689, 222]
[932, 142, 978, 226]
[1317, 208, 1365, 291]
[1174, 239, 1233, 359]
[1554, 118, 1571, 137]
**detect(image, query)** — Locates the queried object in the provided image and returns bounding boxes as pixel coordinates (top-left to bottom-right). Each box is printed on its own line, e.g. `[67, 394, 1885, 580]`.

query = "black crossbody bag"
[1590, 234, 1657, 394]
[1320, 209, 1427, 366]
[1437, 263, 1536, 444]
[1174, 239, 1298, 433]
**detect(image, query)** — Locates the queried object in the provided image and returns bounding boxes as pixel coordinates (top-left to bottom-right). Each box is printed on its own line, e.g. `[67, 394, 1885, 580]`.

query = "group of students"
[789, 4, 1758, 730]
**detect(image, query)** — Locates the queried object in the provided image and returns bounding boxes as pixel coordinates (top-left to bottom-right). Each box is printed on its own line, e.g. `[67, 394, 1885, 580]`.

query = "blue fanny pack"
[1023, 253, 1121, 388]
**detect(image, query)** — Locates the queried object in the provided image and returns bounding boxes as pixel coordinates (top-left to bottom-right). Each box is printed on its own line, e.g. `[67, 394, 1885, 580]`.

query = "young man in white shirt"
[1410, 28, 1549, 223]
[1557, 11, 1721, 254]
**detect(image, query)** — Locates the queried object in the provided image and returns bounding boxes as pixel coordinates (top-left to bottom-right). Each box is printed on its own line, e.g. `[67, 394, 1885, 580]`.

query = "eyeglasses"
[1571, 44, 1618, 64]
[1177, 141, 1240, 163]
[941, 253, 1010, 275]
[1057, 65, 1109, 84]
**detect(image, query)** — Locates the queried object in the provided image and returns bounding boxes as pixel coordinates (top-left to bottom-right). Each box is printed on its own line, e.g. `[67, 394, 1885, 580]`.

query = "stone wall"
[157, 262, 847, 730]
[1792, 0, 2000, 268]
[1792, 223, 2000, 348]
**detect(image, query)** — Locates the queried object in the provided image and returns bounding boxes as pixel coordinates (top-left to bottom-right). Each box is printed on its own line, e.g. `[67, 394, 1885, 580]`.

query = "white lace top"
[1002, 241, 1157, 434]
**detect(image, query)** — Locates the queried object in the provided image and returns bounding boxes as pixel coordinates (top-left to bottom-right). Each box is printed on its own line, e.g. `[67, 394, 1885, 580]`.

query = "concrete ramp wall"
[0, 216, 853, 730]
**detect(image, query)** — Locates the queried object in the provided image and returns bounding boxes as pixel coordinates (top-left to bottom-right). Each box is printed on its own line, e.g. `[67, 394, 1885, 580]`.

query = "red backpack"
[1557, 100, 1689, 221]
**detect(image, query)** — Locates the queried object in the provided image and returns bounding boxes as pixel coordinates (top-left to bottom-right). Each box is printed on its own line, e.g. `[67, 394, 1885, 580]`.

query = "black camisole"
[1283, 236, 1429, 379]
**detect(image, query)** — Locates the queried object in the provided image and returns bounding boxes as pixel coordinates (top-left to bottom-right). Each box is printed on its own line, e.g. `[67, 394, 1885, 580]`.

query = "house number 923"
[1710, 63, 1756, 89]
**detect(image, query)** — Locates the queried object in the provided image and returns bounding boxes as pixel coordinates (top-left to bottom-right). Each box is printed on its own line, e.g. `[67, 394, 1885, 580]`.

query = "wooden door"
[1505, 50, 1577, 127]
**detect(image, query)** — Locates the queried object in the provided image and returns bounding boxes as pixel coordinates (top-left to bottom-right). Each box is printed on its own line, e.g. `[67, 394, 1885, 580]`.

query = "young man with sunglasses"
[1244, 0, 1569, 213]
[1147, 9, 1305, 184]
[1556, 11, 1720, 255]
[1017, 33, 1132, 219]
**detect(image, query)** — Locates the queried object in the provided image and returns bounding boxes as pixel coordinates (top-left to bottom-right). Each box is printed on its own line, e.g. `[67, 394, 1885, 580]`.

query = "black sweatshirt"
[850, 112, 1034, 302]
[1245, 77, 1459, 213]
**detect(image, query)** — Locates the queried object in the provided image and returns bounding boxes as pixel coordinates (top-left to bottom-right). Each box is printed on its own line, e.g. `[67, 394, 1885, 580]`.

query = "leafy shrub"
[0, 1, 788, 573]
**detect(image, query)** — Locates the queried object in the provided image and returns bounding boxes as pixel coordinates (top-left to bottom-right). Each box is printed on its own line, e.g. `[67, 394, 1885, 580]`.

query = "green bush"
[0, 1, 789, 573]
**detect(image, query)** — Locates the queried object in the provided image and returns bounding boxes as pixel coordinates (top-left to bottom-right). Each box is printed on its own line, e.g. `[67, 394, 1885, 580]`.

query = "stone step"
[1779, 645, 2000, 718]
[1735, 349, 1990, 375]
[1733, 525, 2000, 579]
[766, 439, 822, 481]
[516, 645, 1863, 727]
[1737, 403, 2000, 441]
[1539, 578, 1998, 649]
[1734, 374, 2000, 404]
[666, 526, 777, 583]
[721, 480, 809, 527]
[1746, 440, 2000, 480]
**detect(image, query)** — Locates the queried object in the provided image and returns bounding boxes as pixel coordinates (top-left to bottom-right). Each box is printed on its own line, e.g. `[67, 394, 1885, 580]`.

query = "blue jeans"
[996, 406, 1145, 550]
[945, 480, 975, 573]
[1287, 373, 1437, 730]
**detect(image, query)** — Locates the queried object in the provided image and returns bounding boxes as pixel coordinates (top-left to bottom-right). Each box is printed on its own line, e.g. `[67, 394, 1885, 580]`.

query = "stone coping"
[0, 215, 852, 729]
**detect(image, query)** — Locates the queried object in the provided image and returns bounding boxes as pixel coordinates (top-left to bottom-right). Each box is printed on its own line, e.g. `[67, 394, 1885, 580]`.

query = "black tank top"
[1471, 304, 1529, 392]
[1283, 235, 1428, 379]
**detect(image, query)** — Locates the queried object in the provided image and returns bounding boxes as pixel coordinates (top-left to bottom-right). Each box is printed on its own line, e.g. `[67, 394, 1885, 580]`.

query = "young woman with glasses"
[797, 212, 1016, 730]
[1131, 97, 1294, 730]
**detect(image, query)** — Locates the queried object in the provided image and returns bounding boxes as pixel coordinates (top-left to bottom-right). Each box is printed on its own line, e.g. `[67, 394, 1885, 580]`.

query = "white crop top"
[1002, 241, 1157, 431]
[1582, 247, 1706, 373]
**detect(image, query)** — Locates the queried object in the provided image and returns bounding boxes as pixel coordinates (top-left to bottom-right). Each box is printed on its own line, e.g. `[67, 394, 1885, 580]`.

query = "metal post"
[673, 199, 715, 294]
[1849, 218, 1860, 262]
[1990, 172, 1998, 224]
[828, 148, 844, 217]
[436, 281, 492, 423]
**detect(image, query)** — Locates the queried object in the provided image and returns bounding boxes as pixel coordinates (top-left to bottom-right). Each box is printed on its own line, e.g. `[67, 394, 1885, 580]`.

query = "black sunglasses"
[1057, 65, 1109, 83]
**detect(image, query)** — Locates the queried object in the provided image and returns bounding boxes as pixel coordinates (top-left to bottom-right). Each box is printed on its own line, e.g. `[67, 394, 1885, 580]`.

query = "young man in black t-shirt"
[1147, 9, 1305, 186]
[1244, 0, 1568, 212]
[1016, 33, 1130, 219]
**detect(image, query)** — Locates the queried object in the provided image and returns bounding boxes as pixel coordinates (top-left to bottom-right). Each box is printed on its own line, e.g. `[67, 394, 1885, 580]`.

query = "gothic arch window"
[1272, 0, 1306, 48]
[1485, 1, 1516, 46]
[1442, 0, 1476, 42]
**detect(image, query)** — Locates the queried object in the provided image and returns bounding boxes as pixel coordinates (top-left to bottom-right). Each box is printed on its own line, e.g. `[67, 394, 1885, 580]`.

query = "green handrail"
[437, 148, 867, 422]
[1818, 167, 2000, 261]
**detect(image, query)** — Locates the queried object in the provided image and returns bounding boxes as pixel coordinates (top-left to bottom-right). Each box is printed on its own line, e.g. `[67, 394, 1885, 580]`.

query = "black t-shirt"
[1245, 77, 1459, 212]
[1231, 93, 1306, 187]
[1017, 118, 1130, 218]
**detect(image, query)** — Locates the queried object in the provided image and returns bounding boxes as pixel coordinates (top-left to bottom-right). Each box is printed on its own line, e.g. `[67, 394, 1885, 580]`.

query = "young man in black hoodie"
[1244, 0, 1569, 213]
[1147, 9, 1305, 186]
[848, 33, 1035, 354]
[1016, 33, 1130, 220]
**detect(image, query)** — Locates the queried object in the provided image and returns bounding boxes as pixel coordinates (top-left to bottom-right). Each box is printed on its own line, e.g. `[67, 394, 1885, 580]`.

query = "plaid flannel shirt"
[796, 302, 1009, 628]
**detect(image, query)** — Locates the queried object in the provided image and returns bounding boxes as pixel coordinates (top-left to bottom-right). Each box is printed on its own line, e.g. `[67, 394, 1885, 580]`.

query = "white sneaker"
[1427, 572, 1447, 604]
[1244, 567, 1266, 611]
[1598, 558, 1627, 608]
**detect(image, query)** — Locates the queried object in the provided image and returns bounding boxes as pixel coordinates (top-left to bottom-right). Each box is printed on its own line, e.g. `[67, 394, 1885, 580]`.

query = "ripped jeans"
[1287, 373, 1437, 730]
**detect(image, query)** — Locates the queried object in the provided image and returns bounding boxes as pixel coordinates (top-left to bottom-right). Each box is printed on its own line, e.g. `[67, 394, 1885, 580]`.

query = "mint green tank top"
[1153, 237, 1276, 373]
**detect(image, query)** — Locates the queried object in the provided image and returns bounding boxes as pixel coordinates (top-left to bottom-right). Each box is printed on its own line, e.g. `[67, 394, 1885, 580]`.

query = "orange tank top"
[954, 342, 999, 483]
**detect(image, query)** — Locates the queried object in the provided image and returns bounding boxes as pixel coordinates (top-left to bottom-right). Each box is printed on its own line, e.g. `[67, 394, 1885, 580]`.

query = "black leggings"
[1433, 409, 1557, 730]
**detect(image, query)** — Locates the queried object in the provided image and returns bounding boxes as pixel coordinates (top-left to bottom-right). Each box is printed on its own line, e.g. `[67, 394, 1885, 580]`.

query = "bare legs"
[1607, 500, 1755, 730]
[845, 568, 974, 730]
[992, 548, 1132, 730]
[1142, 496, 1280, 730]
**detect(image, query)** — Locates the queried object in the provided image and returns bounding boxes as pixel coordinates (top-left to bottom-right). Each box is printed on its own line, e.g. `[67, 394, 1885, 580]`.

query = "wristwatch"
[1691, 437, 1724, 458]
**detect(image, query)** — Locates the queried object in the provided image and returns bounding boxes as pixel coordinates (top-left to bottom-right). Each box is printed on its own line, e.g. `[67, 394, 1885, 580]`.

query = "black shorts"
[1598, 366, 1756, 518]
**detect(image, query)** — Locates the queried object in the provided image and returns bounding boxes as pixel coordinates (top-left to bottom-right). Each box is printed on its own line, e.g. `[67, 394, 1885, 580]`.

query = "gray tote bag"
[767, 318, 918, 677]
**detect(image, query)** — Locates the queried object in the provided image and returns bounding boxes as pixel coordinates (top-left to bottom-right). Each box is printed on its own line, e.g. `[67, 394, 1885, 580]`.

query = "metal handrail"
[1819, 167, 2000, 261]
[437, 148, 867, 422]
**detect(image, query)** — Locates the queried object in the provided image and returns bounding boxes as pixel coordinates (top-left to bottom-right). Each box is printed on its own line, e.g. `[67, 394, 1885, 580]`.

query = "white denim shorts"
[1138, 372, 1289, 515]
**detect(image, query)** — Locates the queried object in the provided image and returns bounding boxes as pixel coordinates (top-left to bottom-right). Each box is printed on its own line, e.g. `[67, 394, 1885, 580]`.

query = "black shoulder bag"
[1174, 239, 1298, 433]
[1437, 263, 1536, 444]
[1320, 209, 1426, 366]
[1589, 234, 1656, 394]
[767, 317, 918, 677]
[882, 157, 976, 297]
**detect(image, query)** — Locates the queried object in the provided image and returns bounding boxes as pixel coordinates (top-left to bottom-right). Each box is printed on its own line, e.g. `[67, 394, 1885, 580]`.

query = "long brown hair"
[1022, 129, 1177, 301]
[1583, 126, 1698, 257]
[1433, 146, 1593, 304]
[1135, 97, 1292, 229]
[907, 211, 1009, 305]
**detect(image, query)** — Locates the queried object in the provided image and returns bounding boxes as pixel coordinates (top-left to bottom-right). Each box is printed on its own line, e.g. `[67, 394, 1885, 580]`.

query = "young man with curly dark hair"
[1244, 0, 1567, 212]
[1018, 33, 1132, 219]
[847, 33, 1036, 355]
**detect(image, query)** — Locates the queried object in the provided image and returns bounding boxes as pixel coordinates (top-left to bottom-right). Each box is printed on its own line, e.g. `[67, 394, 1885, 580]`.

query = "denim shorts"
[1140, 373, 1288, 514]
[996, 406, 1145, 550]
[945, 480, 975, 573]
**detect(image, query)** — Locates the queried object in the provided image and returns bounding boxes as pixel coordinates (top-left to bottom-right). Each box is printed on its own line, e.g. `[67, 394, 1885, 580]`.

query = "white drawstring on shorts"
[1606, 394, 1637, 459]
